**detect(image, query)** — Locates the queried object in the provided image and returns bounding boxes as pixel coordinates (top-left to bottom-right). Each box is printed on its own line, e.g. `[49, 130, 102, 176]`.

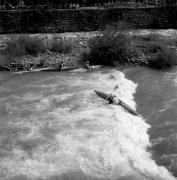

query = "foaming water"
[0, 69, 175, 180]
[124, 67, 177, 178]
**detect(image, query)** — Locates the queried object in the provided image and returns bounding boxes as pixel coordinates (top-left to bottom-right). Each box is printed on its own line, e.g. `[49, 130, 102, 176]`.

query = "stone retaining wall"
[0, 7, 177, 33]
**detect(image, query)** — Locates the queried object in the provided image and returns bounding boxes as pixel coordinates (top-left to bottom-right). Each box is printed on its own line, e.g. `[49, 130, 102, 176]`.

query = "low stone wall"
[0, 7, 177, 34]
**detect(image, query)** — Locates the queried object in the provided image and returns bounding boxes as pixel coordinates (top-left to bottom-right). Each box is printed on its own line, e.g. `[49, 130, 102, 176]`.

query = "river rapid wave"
[0, 69, 175, 180]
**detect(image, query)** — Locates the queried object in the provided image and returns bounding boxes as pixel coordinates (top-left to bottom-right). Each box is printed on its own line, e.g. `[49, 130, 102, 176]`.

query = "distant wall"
[0, 7, 177, 34]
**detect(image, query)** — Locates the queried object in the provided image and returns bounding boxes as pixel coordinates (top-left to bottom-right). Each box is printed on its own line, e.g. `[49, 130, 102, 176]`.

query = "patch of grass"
[50, 38, 73, 54]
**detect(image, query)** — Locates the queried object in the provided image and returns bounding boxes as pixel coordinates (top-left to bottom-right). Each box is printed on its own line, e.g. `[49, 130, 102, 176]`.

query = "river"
[0, 67, 176, 180]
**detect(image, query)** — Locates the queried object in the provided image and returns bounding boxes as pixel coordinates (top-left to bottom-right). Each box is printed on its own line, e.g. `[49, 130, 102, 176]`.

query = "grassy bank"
[0, 29, 177, 71]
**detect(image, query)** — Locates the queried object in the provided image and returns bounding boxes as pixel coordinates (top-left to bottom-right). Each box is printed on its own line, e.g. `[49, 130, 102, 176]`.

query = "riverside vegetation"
[0, 24, 177, 71]
[0, 35, 74, 71]
[83, 24, 177, 69]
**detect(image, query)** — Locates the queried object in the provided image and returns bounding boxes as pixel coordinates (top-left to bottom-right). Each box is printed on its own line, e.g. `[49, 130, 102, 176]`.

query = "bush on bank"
[2, 35, 46, 57]
[83, 24, 177, 69]
[147, 42, 177, 69]
[50, 37, 73, 54]
[0, 35, 74, 69]
[0, 35, 75, 57]
[0, 35, 47, 69]
[86, 34, 130, 65]
[83, 23, 133, 65]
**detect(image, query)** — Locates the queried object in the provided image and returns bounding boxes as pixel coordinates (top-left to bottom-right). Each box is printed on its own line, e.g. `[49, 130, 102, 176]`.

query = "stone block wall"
[0, 7, 176, 34]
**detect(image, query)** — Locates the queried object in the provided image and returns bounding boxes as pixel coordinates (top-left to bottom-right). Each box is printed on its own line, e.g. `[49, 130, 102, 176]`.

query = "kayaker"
[107, 93, 115, 104]
[85, 61, 92, 71]
[107, 93, 120, 104]
[29, 62, 35, 71]
[107, 85, 120, 104]
[58, 61, 64, 71]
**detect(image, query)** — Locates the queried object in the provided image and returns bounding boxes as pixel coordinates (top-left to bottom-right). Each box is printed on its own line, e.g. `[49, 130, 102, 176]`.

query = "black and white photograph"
[0, 0, 177, 180]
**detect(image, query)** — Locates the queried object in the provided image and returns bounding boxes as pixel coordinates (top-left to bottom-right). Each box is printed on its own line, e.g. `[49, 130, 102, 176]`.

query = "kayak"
[13, 65, 102, 74]
[13, 67, 54, 74]
[39, 65, 102, 72]
[94, 90, 110, 100]
[94, 90, 140, 116]
[41, 66, 82, 72]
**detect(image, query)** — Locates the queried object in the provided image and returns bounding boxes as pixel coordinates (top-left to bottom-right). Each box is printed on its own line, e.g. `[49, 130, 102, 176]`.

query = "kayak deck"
[94, 90, 140, 116]
[94, 90, 109, 100]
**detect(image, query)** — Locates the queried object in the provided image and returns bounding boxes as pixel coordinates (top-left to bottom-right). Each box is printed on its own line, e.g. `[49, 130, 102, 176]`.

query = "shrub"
[0, 54, 15, 68]
[147, 42, 164, 54]
[50, 38, 73, 54]
[149, 49, 177, 69]
[18, 35, 47, 55]
[36, 58, 47, 68]
[2, 38, 26, 57]
[0, 54, 8, 66]
[148, 42, 177, 69]
[83, 26, 131, 65]
[2, 35, 46, 57]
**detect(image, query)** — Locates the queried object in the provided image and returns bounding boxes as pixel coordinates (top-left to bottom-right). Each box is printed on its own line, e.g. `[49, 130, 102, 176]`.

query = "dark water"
[0, 68, 176, 180]
[125, 66, 177, 177]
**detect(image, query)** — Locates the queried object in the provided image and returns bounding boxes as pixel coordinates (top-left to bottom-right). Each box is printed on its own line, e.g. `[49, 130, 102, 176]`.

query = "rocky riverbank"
[0, 29, 177, 72]
[0, 32, 98, 72]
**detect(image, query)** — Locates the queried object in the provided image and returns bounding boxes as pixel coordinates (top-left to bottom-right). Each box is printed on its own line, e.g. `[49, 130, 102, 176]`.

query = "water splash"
[0, 69, 175, 180]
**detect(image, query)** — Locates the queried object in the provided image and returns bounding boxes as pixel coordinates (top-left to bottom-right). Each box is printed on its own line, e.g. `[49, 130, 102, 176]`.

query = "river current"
[0, 67, 176, 180]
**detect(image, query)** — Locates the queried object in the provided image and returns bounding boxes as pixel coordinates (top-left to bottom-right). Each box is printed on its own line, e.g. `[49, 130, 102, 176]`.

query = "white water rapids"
[0, 68, 175, 180]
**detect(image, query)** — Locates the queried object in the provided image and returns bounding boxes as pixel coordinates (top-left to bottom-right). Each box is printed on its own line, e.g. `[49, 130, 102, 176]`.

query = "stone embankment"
[0, 7, 177, 33]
